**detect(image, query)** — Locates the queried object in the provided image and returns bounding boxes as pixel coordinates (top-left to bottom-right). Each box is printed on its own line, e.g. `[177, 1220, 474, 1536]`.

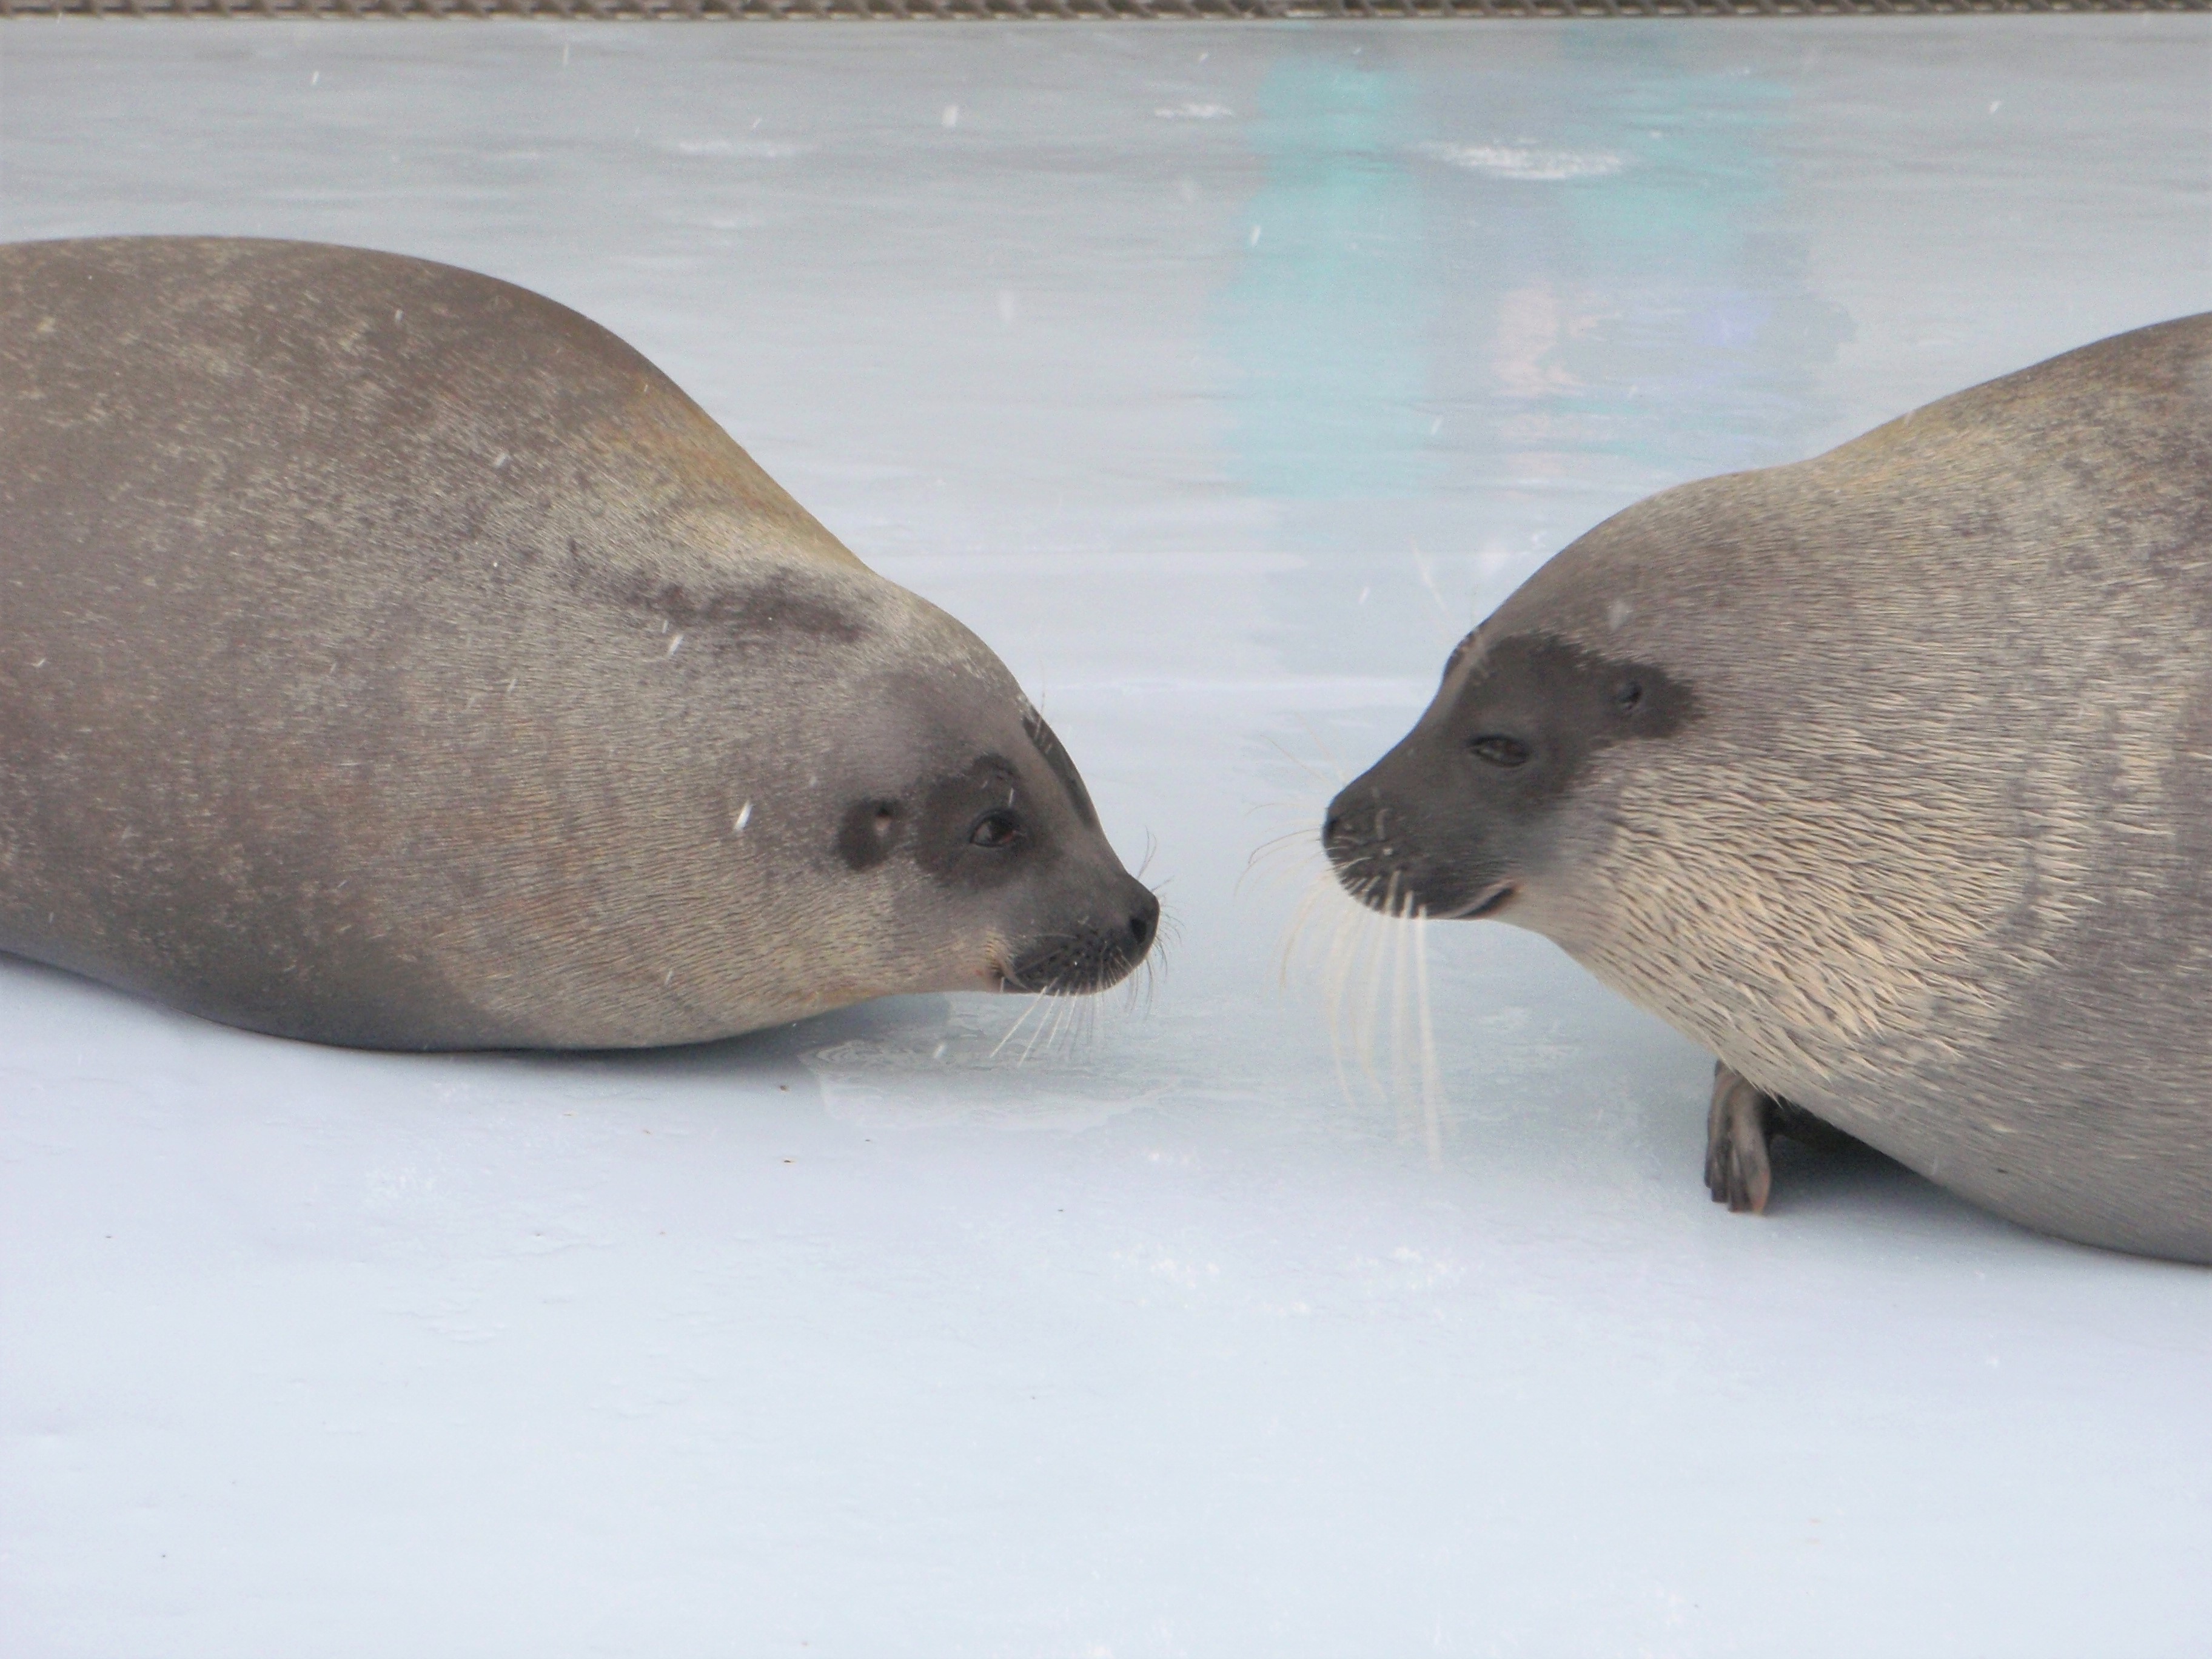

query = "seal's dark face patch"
[837, 754, 1043, 890]
[1436, 632, 1696, 807]
[834, 720, 1159, 997]
[836, 798, 905, 871]
[1324, 631, 1699, 918]
[913, 753, 1040, 890]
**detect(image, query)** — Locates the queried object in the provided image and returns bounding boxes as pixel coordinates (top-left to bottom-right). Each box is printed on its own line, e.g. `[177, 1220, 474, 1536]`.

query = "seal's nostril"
[1124, 882, 1161, 952]
[1324, 813, 1345, 842]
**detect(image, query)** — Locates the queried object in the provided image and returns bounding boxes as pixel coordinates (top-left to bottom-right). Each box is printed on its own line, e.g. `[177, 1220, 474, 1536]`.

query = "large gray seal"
[1325, 315, 2211, 1264]
[0, 236, 1157, 1050]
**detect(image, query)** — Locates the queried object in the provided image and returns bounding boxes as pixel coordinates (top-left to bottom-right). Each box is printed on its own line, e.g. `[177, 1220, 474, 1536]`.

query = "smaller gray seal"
[0, 236, 1158, 1049]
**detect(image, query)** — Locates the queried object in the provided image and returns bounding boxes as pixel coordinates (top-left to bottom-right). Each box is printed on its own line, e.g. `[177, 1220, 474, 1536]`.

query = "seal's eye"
[1469, 735, 1532, 768]
[1613, 681, 1644, 712]
[970, 809, 1022, 850]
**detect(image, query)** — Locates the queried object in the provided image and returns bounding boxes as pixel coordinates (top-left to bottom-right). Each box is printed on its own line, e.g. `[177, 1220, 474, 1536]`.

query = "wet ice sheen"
[2, 19, 2209, 1658]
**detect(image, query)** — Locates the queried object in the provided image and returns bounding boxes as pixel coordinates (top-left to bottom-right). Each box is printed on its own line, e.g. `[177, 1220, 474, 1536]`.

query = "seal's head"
[692, 570, 1161, 1028]
[1316, 464, 2003, 1105]
[1321, 501, 1708, 944]
[814, 618, 1160, 1003]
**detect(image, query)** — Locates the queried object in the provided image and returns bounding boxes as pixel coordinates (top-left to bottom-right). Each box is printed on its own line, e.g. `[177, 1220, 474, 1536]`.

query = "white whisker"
[1415, 905, 1444, 1165]
[1261, 731, 1341, 790]
[1289, 713, 1350, 786]
[988, 992, 1048, 1060]
[1410, 540, 1463, 645]
[1272, 817, 1455, 1158]
[1021, 991, 1062, 1066]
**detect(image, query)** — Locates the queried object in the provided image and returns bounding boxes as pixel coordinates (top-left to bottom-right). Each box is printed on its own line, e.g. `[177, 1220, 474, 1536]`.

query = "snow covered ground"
[2, 18, 2209, 1657]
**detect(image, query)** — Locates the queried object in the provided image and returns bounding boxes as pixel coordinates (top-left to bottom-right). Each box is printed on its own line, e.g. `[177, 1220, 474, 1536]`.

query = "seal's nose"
[1123, 877, 1161, 956]
[1002, 871, 1161, 995]
[1322, 783, 1373, 870]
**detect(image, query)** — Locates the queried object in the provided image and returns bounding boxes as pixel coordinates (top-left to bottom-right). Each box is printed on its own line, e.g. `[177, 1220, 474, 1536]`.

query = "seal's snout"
[1322, 797, 1375, 866]
[1324, 755, 1518, 922]
[1324, 779, 1396, 905]
[1005, 873, 1160, 996]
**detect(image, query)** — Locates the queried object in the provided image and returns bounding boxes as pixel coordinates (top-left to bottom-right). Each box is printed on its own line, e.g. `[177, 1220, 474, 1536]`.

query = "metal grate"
[4, 0, 2205, 16]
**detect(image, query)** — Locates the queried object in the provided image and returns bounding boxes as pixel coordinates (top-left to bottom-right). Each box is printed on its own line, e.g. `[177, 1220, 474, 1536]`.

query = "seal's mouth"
[988, 897, 1159, 997]
[1458, 882, 1517, 920]
[1341, 873, 1516, 922]
[991, 963, 1136, 997]
[993, 945, 1148, 998]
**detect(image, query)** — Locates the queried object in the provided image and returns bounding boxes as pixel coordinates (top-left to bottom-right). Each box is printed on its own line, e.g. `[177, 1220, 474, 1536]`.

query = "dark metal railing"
[4, 0, 2204, 18]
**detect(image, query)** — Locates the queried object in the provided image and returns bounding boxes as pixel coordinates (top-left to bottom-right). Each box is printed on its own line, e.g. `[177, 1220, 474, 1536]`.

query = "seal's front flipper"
[1704, 1063, 1851, 1214]
[1705, 1064, 1779, 1213]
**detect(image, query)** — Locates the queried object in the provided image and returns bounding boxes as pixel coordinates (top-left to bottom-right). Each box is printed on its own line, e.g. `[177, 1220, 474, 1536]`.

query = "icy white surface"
[3, 18, 2210, 1657]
